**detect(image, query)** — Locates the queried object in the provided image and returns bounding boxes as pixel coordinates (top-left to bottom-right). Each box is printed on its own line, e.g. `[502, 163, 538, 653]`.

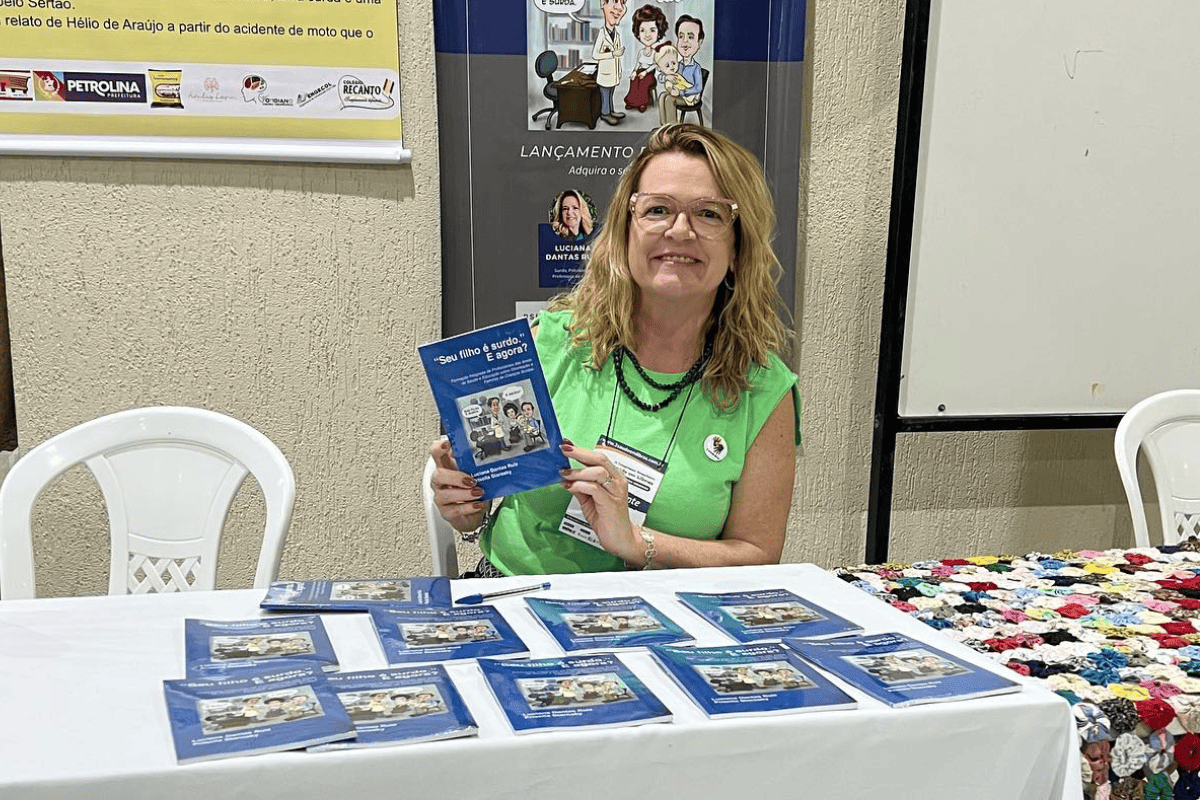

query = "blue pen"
[457, 581, 551, 605]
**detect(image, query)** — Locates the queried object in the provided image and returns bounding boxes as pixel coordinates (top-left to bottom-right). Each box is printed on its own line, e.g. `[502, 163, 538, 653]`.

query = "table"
[843, 547, 1200, 799]
[0, 564, 1080, 800]
[551, 66, 601, 129]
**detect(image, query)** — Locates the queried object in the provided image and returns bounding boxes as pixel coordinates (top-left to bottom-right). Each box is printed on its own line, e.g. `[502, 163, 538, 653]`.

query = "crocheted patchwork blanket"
[842, 544, 1200, 800]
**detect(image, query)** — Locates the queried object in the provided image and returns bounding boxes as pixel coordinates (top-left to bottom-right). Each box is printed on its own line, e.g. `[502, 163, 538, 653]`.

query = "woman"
[550, 189, 593, 240]
[432, 123, 799, 575]
[623, 4, 668, 113]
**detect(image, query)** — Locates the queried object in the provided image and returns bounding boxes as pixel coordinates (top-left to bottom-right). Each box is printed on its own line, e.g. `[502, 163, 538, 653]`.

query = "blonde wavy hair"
[548, 123, 792, 410]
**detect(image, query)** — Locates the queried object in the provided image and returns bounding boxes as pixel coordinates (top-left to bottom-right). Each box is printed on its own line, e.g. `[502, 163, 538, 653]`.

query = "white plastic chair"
[1115, 389, 1200, 548]
[0, 407, 296, 599]
[423, 456, 460, 577]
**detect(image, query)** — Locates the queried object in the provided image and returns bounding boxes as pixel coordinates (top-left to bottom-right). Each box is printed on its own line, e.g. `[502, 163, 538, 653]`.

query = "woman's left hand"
[559, 443, 641, 564]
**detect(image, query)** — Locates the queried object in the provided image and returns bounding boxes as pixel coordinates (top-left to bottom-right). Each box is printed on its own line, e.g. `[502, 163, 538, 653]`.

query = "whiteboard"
[899, 0, 1200, 418]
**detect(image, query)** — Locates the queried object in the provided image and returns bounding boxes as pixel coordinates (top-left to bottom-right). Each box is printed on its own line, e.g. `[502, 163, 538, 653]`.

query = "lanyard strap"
[606, 371, 695, 464]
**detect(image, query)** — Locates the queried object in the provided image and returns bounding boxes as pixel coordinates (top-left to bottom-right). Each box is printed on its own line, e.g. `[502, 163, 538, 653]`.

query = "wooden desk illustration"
[551, 64, 601, 130]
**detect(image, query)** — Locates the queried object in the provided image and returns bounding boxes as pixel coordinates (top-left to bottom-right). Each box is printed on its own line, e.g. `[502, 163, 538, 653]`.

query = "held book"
[369, 605, 529, 664]
[649, 642, 857, 718]
[526, 596, 693, 652]
[163, 664, 354, 763]
[418, 317, 570, 498]
[310, 664, 478, 750]
[785, 631, 1022, 707]
[260, 577, 452, 612]
[479, 653, 672, 733]
[184, 615, 339, 677]
[676, 589, 862, 643]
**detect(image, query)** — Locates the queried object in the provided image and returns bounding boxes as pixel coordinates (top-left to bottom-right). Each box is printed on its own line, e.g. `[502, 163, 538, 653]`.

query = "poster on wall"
[0, 0, 407, 162]
[434, 0, 805, 335]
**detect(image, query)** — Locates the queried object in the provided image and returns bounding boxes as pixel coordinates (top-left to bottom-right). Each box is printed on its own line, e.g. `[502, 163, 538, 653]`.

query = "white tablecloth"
[0, 564, 1082, 800]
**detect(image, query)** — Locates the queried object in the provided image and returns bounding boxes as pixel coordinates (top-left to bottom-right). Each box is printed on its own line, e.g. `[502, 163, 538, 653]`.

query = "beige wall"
[0, 0, 1139, 598]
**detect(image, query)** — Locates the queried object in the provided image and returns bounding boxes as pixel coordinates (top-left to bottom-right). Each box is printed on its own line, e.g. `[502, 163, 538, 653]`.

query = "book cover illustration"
[785, 631, 1022, 708]
[163, 664, 353, 763]
[649, 642, 857, 718]
[479, 653, 672, 733]
[260, 577, 452, 612]
[184, 615, 338, 677]
[418, 317, 570, 498]
[676, 588, 862, 643]
[310, 664, 478, 750]
[370, 605, 529, 664]
[526, 596, 693, 652]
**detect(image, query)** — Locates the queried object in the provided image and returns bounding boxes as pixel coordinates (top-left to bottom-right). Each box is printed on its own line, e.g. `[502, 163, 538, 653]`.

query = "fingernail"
[562, 438, 575, 446]
[470, 487, 484, 497]
[471, 501, 485, 510]
[561, 443, 574, 453]
[464, 476, 477, 487]
[559, 468, 571, 476]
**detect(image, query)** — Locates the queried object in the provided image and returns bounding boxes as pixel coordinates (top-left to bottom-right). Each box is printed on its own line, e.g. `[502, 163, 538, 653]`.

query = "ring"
[602, 475, 614, 488]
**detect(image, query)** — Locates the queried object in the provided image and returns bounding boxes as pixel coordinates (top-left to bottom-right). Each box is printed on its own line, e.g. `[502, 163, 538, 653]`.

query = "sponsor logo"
[296, 81, 334, 108]
[61, 71, 146, 103]
[241, 74, 292, 107]
[32, 71, 65, 101]
[0, 71, 32, 101]
[338, 75, 396, 110]
[186, 76, 238, 104]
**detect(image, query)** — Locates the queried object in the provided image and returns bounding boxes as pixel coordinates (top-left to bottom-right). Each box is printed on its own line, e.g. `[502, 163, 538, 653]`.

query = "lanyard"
[606, 372, 695, 464]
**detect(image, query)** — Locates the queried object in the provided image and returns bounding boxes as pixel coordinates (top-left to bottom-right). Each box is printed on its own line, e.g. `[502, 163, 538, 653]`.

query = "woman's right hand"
[429, 438, 487, 533]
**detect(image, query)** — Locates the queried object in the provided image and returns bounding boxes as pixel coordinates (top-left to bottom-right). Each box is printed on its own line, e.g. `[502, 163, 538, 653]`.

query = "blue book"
[676, 589, 862, 643]
[785, 631, 1022, 707]
[310, 665, 478, 750]
[260, 577, 452, 612]
[479, 653, 671, 733]
[526, 596, 693, 652]
[184, 615, 338, 677]
[369, 605, 528, 664]
[418, 318, 570, 498]
[649, 643, 857, 718]
[163, 664, 354, 763]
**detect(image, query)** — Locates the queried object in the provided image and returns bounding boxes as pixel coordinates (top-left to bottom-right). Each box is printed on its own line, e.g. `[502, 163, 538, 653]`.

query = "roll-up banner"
[433, 0, 806, 334]
[0, 0, 407, 162]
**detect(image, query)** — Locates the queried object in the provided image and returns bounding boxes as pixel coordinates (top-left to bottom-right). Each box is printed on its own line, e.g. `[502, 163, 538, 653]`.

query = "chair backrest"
[1114, 389, 1200, 547]
[423, 457, 459, 577]
[0, 407, 295, 599]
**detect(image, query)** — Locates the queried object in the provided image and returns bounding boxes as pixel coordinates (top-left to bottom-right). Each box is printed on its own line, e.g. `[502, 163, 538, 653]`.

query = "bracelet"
[460, 499, 497, 544]
[636, 525, 657, 570]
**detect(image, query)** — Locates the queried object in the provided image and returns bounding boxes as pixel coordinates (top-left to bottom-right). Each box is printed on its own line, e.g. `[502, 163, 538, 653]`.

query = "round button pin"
[704, 434, 728, 462]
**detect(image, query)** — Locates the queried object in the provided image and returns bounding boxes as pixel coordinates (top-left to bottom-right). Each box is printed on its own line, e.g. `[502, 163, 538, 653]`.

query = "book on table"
[369, 604, 529, 664]
[184, 615, 339, 677]
[260, 576, 452, 612]
[163, 664, 353, 763]
[649, 642, 858, 718]
[310, 664, 477, 750]
[675, 588, 862, 643]
[479, 653, 672, 733]
[525, 595, 693, 652]
[785, 631, 1022, 707]
[418, 317, 569, 498]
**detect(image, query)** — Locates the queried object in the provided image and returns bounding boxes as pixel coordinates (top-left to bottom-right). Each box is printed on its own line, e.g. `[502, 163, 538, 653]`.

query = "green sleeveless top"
[480, 310, 800, 575]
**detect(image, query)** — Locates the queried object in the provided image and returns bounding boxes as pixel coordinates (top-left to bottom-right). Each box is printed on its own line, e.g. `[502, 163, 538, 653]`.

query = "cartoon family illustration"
[209, 632, 315, 661]
[518, 673, 635, 708]
[459, 385, 548, 462]
[530, 0, 713, 130]
[199, 687, 324, 733]
[698, 662, 813, 694]
[845, 649, 969, 684]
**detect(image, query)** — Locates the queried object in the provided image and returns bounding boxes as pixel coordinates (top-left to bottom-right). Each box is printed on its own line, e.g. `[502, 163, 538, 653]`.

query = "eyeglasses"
[629, 193, 738, 239]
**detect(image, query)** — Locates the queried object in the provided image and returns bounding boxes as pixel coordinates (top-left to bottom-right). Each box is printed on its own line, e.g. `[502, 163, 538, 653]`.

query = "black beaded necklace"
[613, 340, 713, 412]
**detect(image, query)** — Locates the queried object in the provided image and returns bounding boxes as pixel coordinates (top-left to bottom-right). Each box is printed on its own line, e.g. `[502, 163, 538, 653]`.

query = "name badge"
[558, 435, 666, 550]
